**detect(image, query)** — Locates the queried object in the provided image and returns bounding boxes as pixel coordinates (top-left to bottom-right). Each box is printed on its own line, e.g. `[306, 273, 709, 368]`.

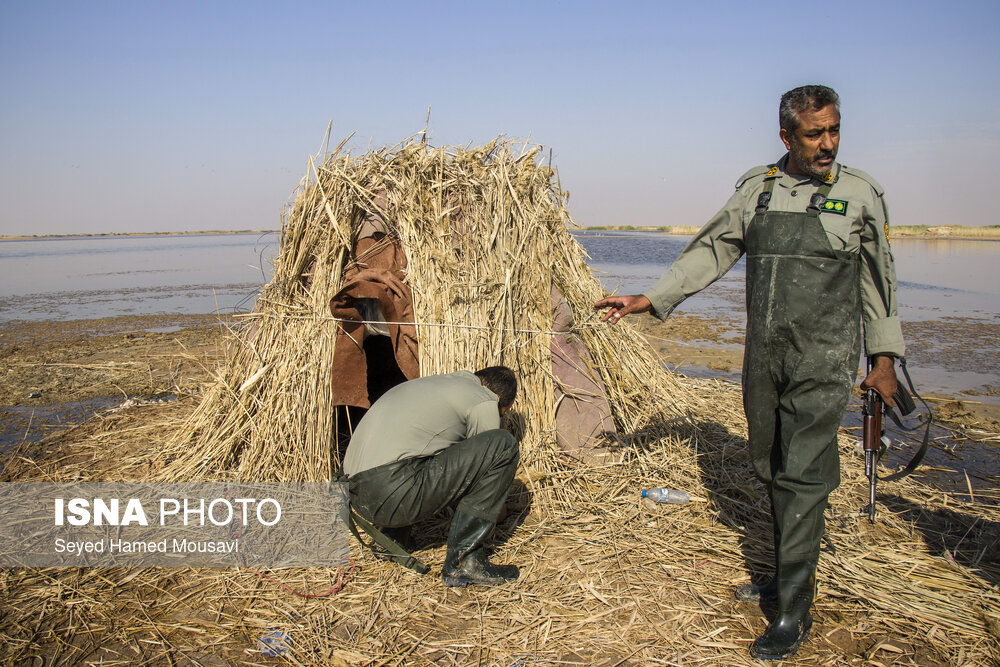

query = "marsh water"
[580, 232, 1000, 400]
[1, 231, 998, 401]
[577, 231, 1000, 324]
[0, 233, 278, 321]
[3, 232, 996, 317]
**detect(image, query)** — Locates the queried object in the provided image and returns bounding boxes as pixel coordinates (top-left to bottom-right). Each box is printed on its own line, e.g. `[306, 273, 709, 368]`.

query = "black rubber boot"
[749, 560, 816, 660]
[441, 510, 519, 587]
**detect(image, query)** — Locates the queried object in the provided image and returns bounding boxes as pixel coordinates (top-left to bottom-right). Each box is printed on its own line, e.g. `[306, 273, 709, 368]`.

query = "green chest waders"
[742, 177, 861, 564]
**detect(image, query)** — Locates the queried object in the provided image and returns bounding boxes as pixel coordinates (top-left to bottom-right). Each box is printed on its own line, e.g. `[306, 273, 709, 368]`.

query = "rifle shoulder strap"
[335, 469, 430, 575]
[349, 507, 430, 575]
[880, 357, 933, 482]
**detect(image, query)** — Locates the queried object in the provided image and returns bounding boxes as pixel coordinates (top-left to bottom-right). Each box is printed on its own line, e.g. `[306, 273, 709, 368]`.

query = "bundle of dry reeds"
[157, 135, 701, 484]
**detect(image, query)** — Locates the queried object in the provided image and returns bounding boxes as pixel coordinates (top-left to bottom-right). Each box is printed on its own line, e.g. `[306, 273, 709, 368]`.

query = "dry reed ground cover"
[1, 314, 999, 666]
[0, 325, 996, 666]
[2, 137, 999, 665]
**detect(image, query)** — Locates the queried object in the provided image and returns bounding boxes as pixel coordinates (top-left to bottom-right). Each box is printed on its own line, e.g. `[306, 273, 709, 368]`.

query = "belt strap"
[807, 180, 835, 213]
[755, 169, 836, 214]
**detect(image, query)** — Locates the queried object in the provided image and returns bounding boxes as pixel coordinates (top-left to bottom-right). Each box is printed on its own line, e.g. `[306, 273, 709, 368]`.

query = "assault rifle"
[862, 356, 928, 522]
[862, 367, 888, 522]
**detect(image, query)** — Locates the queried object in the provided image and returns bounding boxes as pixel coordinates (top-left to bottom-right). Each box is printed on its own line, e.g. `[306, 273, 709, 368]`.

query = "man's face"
[780, 104, 840, 180]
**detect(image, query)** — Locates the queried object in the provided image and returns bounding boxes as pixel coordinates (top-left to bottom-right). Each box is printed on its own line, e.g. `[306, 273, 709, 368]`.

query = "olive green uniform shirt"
[343, 371, 501, 476]
[643, 155, 905, 357]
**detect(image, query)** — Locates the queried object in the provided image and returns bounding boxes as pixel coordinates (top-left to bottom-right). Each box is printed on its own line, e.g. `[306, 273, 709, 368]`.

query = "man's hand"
[593, 294, 653, 324]
[861, 354, 898, 408]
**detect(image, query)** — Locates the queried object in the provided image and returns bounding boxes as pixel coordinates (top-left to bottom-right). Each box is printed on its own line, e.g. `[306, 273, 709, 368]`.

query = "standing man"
[343, 366, 520, 587]
[594, 85, 903, 660]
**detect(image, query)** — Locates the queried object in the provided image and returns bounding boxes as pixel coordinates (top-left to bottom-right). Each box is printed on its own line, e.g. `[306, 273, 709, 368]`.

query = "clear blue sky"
[2, 1, 998, 235]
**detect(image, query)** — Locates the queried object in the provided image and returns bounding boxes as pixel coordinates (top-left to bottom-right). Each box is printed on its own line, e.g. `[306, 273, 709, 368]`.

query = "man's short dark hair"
[779, 85, 840, 132]
[475, 366, 517, 409]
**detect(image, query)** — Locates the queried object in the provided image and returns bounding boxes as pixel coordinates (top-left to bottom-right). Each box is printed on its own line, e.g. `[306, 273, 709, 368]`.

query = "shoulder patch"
[840, 165, 885, 197]
[734, 165, 774, 190]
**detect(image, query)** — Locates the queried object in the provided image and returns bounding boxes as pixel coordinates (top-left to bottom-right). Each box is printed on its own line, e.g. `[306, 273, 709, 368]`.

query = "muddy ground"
[636, 313, 1000, 499]
[2, 312, 998, 444]
[0, 314, 229, 450]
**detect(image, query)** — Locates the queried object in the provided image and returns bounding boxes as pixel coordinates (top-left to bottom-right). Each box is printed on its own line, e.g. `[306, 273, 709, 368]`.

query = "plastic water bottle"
[642, 488, 690, 504]
[257, 630, 291, 656]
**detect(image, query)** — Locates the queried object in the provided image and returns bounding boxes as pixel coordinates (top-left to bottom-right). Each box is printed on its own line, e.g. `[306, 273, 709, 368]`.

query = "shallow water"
[0, 233, 277, 321]
[0, 397, 122, 450]
[0, 231, 996, 493]
[1, 230, 997, 400]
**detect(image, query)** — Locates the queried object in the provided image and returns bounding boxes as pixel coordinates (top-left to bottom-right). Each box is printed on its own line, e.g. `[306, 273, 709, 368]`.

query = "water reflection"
[891, 238, 1000, 322]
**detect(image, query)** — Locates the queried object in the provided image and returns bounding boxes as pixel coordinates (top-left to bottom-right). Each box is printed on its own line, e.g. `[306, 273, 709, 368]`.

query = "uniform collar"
[774, 153, 840, 186]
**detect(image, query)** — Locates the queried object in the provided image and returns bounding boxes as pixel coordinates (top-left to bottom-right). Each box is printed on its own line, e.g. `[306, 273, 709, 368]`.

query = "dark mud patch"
[0, 397, 122, 450]
[0, 314, 229, 456]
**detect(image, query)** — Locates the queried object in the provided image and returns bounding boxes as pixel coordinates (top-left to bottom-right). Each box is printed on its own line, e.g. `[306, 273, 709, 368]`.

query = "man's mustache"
[814, 149, 836, 161]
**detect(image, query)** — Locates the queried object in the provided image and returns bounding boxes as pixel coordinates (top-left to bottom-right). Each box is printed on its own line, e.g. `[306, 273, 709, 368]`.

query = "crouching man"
[343, 366, 520, 587]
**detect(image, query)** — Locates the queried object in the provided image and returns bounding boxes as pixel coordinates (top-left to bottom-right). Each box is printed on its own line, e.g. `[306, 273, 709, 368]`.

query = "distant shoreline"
[582, 224, 1000, 240]
[0, 229, 278, 241]
[4, 224, 999, 242]
[578, 225, 702, 235]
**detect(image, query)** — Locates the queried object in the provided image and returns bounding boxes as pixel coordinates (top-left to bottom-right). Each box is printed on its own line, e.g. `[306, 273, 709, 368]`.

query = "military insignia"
[821, 198, 848, 216]
[823, 171, 835, 182]
[884, 220, 891, 245]
[765, 166, 778, 177]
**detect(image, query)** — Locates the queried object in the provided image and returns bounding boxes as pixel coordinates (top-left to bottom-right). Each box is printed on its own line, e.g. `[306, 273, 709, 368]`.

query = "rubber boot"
[749, 560, 816, 660]
[441, 510, 519, 587]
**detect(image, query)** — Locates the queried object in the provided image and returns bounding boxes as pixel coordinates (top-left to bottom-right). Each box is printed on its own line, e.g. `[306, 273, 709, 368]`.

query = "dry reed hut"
[158, 133, 700, 482]
[1, 135, 998, 665]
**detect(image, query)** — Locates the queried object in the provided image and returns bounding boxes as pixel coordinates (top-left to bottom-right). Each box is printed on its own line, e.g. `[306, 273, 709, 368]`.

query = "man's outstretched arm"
[593, 177, 753, 323]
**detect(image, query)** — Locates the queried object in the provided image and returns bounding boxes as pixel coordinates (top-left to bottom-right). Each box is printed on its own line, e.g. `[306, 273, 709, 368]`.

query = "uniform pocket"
[819, 215, 852, 251]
